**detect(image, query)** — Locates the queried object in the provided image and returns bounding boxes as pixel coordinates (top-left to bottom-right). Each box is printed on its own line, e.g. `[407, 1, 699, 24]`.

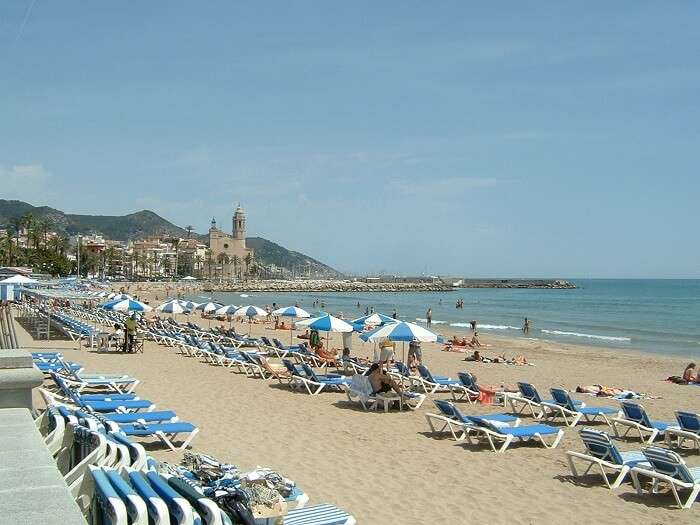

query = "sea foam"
[540, 329, 631, 342]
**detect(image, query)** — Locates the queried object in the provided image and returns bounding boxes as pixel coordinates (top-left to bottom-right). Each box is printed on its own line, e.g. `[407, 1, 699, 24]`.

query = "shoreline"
[108, 282, 697, 361]
[22, 303, 698, 524]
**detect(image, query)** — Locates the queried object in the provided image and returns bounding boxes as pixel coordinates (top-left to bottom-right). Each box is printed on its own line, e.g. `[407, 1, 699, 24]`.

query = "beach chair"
[41, 383, 156, 414]
[284, 503, 356, 525]
[610, 401, 678, 443]
[81, 466, 134, 525]
[666, 411, 700, 450]
[415, 365, 461, 394]
[542, 388, 620, 427]
[298, 363, 350, 395]
[449, 372, 481, 404]
[343, 374, 377, 411]
[388, 361, 416, 389]
[57, 361, 140, 394]
[566, 428, 649, 489]
[508, 382, 551, 418]
[425, 399, 520, 441]
[465, 416, 565, 453]
[630, 446, 700, 509]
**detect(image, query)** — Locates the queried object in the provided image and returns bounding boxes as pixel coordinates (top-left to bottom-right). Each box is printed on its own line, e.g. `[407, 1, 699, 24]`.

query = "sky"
[1, 2, 699, 278]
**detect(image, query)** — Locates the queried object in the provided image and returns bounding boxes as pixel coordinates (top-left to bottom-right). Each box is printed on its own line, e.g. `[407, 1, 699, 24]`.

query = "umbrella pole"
[290, 316, 294, 345]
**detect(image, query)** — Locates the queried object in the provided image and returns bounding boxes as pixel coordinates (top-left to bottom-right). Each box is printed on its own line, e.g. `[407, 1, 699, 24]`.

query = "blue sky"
[1, 2, 699, 277]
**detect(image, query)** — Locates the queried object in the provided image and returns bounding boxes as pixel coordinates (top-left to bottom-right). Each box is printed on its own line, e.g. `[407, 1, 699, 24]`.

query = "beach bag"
[215, 488, 256, 525]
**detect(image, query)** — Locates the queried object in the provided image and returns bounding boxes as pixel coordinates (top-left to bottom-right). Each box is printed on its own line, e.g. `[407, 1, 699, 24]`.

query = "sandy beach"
[23, 295, 700, 524]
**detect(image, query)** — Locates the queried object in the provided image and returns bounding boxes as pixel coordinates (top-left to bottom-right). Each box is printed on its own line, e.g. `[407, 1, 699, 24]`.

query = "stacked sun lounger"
[37, 401, 357, 523]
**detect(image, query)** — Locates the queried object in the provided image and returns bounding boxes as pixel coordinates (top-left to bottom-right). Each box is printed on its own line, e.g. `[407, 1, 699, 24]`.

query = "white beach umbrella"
[194, 301, 223, 313]
[156, 300, 187, 314]
[233, 305, 267, 335]
[215, 304, 241, 316]
[295, 314, 353, 351]
[360, 321, 443, 363]
[0, 274, 37, 284]
[273, 306, 311, 344]
[101, 298, 152, 312]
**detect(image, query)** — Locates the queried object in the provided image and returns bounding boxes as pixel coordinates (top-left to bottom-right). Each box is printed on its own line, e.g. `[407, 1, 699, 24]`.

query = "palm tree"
[244, 253, 252, 280]
[232, 255, 240, 280]
[194, 254, 204, 278]
[205, 249, 213, 281]
[222, 254, 231, 280]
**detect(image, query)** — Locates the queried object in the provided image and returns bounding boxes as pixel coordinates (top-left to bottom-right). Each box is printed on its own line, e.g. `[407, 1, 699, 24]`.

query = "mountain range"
[0, 199, 340, 276]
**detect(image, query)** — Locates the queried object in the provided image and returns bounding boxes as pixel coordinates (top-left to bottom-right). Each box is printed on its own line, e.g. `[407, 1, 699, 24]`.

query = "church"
[208, 205, 254, 275]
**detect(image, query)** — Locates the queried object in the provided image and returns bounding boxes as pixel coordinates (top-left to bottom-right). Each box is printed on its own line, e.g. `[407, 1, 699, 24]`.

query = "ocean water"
[193, 279, 700, 358]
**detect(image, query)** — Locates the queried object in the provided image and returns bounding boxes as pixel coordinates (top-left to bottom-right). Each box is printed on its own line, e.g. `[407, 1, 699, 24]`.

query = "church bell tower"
[232, 204, 246, 241]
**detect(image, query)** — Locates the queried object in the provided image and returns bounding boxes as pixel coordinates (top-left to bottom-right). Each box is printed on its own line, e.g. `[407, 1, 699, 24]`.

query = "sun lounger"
[665, 411, 700, 450]
[284, 503, 356, 525]
[630, 446, 700, 509]
[111, 421, 199, 452]
[610, 401, 679, 443]
[465, 416, 565, 453]
[542, 388, 620, 427]
[425, 399, 520, 441]
[41, 383, 156, 414]
[343, 374, 425, 412]
[297, 363, 349, 395]
[449, 372, 481, 404]
[566, 428, 649, 489]
[508, 382, 575, 418]
[416, 365, 461, 394]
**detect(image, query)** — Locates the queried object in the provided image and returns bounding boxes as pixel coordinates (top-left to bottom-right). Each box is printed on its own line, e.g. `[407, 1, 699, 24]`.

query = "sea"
[190, 279, 700, 358]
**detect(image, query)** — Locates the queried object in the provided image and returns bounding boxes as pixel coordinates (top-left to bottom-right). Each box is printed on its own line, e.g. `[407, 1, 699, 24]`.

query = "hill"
[0, 199, 341, 276]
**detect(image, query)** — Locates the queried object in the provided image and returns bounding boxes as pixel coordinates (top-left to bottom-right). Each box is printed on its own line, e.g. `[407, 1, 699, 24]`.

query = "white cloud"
[0, 164, 53, 199]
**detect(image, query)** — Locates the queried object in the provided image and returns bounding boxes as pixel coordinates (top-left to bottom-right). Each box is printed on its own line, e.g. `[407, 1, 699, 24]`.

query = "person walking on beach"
[523, 317, 530, 334]
[426, 308, 432, 327]
[123, 313, 137, 352]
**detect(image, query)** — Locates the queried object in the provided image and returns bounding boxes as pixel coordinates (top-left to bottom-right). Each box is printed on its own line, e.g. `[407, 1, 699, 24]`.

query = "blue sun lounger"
[630, 446, 700, 509]
[666, 411, 700, 450]
[425, 399, 520, 441]
[566, 428, 649, 488]
[465, 415, 565, 452]
[610, 401, 679, 443]
[297, 363, 350, 395]
[543, 388, 620, 427]
[416, 365, 461, 394]
[508, 382, 582, 418]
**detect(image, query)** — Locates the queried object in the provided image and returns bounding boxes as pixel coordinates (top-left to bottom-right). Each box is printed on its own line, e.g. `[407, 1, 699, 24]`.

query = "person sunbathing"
[683, 363, 697, 383]
[470, 332, 483, 347]
[314, 344, 339, 366]
[463, 350, 483, 362]
[258, 356, 291, 379]
[365, 363, 404, 396]
[297, 330, 310, 340]
[278, 321, 287, 330]
[576, 384, 624, 396]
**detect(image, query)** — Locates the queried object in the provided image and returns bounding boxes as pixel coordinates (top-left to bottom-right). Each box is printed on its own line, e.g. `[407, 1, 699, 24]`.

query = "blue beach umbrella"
[156, 300, 187, 314]
[360, 321, 443, 363]
[194, 301, 223, 313]
[351, 313, 397, 331]
[178, 300, 199, 312]
[233, 305, 267, 335]
[273, 306, 311, 343]
[215, 304, 241, 316]
[101, 298, 152, 312]
[295, 314, 354, 350]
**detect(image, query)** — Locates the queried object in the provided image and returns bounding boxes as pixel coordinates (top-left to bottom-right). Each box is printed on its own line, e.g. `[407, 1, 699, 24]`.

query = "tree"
[205, 249, 213, 280]
[185, 225, 194, 238]
[232, 255, 240, 280]
[193, 254, 204, 278]
[244, 253, 252, 279]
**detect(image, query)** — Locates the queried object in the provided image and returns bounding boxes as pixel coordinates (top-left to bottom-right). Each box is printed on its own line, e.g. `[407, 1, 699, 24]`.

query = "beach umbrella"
[194, 301, 223, 313]
[295, 314, 354, 351]
[215, 304, 241, 316]
[178, 300, 199, 312]
[101, 298, 152, 312]
[233, 305, 267, 335]
[351, 313, 397, 331]
[156, 300, 187, 314]
[273, 306, 311, 344]
[0, 274, 37, 284]
[110, 293, 132, 301]
[360, 321, 443, 364]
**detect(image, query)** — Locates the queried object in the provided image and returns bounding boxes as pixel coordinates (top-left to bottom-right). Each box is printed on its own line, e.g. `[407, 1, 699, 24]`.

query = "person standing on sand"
[523, 317, 530, 334]
[426, 308, 432, 327]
